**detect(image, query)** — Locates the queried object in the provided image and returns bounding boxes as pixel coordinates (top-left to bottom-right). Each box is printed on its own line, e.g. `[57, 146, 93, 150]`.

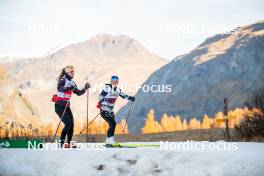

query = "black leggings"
[100, 111, 116, 137]
[55, 104, 74, 143]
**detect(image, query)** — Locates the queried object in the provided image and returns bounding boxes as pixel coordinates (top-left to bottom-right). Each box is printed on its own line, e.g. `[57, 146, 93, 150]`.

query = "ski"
[103, 143, 160, 148]
[103, 143, 136, 148]
[119, 143, 160, 148]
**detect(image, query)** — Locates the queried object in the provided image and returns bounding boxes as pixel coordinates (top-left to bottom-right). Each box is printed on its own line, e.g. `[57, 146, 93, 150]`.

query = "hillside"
[3, 34, 166, 126]
[117, 20, 264, 133]
[0, 65, 40, 128]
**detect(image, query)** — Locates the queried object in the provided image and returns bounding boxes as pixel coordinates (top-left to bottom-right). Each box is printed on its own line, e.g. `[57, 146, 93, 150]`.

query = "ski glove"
[129, 96, 135, 101]
[85, 82, 91, 89]
[68, 85, 77, 91]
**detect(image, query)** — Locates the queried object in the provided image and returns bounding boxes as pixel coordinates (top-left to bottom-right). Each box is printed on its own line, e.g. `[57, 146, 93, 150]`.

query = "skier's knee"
[64, 122, 72, 131]
[111, 121, 116, 129]
[64, 126, 71, 132]
[108, 120, 116, 129]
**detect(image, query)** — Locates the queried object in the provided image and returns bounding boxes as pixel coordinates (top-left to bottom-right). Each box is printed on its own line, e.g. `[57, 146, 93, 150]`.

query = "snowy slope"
[0, 142, 264, 176]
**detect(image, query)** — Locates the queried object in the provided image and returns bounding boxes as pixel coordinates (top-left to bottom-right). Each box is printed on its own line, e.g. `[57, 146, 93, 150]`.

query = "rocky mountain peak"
[117, 20, 264, 133]
[192, 20, 264, 65]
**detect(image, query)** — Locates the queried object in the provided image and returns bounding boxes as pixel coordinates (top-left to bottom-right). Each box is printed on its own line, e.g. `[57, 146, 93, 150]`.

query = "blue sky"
[0, 0, 263, 60]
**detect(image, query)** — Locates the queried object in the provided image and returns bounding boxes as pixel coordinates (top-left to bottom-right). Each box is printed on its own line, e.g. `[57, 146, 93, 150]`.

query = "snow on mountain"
[0, 142, 263, 176]
[117, 20, 264, 133]
[3, 34, 166, 125]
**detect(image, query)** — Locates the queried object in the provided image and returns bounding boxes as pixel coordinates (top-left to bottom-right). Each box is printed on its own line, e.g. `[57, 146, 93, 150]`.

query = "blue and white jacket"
[97, 84, 133, 112]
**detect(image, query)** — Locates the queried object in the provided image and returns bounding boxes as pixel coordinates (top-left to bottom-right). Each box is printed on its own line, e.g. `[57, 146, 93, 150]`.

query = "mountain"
[0, 65, 40, 127]
[3, 34, 166, 125]
[117, 20, 264, 133]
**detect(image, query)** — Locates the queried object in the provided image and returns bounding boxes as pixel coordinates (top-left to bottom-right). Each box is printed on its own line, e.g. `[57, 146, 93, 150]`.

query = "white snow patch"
[0, 142, 264, 176]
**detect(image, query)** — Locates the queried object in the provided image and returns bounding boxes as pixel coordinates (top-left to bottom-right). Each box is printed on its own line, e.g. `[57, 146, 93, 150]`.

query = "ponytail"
[58, 68, 66, 81]
[58, 66, 74, 81]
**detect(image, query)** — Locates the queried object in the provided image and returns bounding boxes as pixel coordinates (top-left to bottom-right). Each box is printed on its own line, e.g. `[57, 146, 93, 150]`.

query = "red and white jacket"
[52, 75, 86, 106]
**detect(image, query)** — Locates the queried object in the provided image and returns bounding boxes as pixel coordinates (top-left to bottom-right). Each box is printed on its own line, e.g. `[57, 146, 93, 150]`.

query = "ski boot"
[69, 141, 77, 148]
[105, 137, 120, 147]
[63, 143, 71, 148]
[58, 139, 64, 148]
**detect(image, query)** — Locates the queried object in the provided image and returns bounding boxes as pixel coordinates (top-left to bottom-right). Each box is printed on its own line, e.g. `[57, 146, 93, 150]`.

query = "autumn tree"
[160, 114, 174, 131]
[116, 119, 128, 134]
[235, 88, 264, 139]
[175, 115, 182, 131]
[213, 112, 225, 128]
[182, 118, 188, 130]
[201, 114, 211, 129]
[141, 109, 163, 133]
[188, 118, 201, 130]
[232, 108, 246, 126]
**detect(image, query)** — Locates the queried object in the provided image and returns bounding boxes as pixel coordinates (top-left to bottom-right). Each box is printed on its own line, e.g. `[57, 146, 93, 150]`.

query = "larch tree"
[175, 115, 182, 131]
[188, 118, 201, 130]
[160, 113, 170, 131]
[141, 109, 163, 133]
[213, 112, 225, 128]
[182, 118, 188, 130]
[201, 114, 211, 129]
[116, 119, 128, 134]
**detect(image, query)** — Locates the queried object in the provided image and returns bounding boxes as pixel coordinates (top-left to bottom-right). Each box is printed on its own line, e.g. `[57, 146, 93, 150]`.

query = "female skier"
[52, 66, 90, 148]
[97, 76, 135, 146]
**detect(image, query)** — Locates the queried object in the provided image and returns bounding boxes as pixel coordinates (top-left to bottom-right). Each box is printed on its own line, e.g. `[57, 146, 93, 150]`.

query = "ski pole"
[122, 101, 133, 132]
[86, 88, 89, 142]
[80, 112, 101, 134]
[52, 101, 70, 143]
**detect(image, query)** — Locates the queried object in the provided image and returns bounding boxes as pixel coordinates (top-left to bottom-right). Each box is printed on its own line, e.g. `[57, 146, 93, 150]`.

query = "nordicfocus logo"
[141, 85, 172, 93]
[159, 141, 239, 151]
[27, 141, 106, 151]
[0, 141, 10, 148]
[90, 83, 172, 93]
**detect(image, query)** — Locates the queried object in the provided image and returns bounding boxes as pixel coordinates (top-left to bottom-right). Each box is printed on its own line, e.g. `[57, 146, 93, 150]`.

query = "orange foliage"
[201, 115, 211, 129]
[0, 116, 128, 138]
[1, 108, 249, 137]
[188, 118, 201, 130]
[141, 108, 248, 134]
[141, 109, 163, 133]
[81, 118, 128, 134]
[116, 119, 129, 134]
[182, 119, 188, 130]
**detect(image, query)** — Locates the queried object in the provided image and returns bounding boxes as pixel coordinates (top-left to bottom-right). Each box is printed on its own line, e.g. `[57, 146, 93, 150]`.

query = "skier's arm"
[73, 87, 86, 96]
[68, 80, 85, 96]
[98, 85, 111, 100]
[119, 91, 135, 101]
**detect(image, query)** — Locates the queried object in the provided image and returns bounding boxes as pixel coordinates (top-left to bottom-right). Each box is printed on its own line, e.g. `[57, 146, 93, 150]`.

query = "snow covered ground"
[0, 142, 264, 176]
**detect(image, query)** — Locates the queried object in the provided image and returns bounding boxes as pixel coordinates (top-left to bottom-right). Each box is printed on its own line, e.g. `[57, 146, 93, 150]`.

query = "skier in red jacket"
[52, 66, 90, 148]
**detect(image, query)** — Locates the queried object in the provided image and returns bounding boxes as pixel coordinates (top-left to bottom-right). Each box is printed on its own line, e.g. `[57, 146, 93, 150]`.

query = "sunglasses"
[67, 70, 74, 74]
[112, 80, 119, 84]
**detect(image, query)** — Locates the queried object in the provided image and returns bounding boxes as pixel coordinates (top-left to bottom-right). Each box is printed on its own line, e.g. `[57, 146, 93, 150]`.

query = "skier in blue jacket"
[97, 76, 135, 146]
